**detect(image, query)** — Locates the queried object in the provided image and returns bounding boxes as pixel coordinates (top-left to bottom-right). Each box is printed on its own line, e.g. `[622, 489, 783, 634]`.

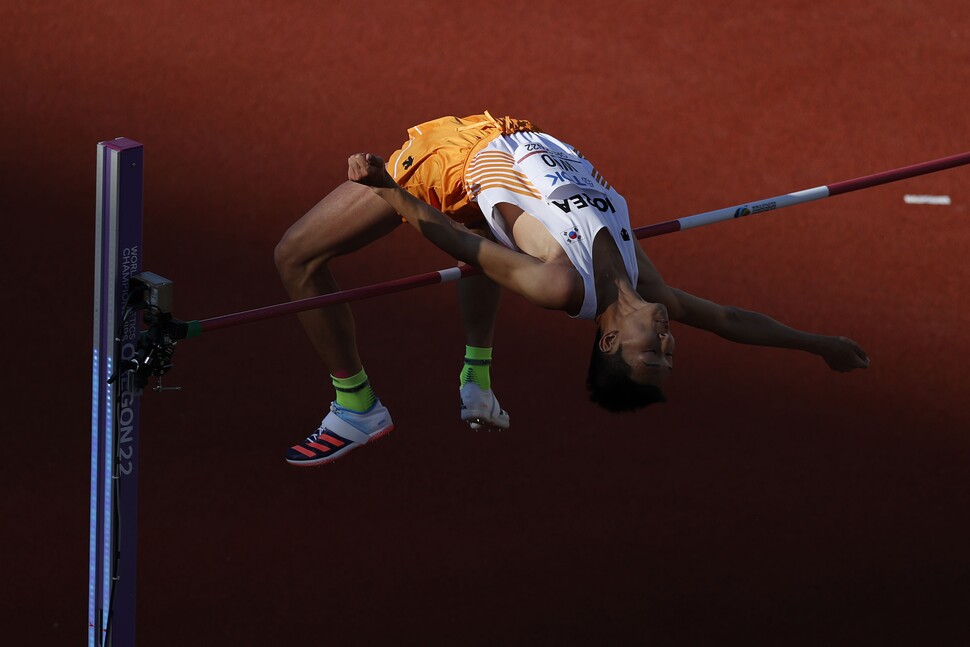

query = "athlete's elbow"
[530, 276, 577, 311]
[716, 305, 747, 337]
[723, 305, 744, 324]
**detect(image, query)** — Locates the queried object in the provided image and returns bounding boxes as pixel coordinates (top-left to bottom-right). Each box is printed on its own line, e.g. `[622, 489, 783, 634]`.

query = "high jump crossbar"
[190, 150, 970, 336]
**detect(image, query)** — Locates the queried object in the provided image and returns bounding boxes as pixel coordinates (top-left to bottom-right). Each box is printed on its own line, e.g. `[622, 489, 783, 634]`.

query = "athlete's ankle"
[459, 345, 492, 391]
[332, 368, 377, 412]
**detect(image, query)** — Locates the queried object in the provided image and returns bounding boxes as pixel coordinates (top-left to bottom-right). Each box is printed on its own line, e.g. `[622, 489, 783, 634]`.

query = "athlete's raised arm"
[348, 153, 580, 311]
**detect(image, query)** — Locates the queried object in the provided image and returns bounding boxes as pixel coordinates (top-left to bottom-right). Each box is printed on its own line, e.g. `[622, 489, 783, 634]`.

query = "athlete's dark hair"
[587, 328, 666, 412]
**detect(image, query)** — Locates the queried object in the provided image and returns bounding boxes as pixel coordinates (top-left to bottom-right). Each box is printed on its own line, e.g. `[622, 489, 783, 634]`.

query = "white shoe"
[459, 383, 510, 430]
[285, 400, 394, 466]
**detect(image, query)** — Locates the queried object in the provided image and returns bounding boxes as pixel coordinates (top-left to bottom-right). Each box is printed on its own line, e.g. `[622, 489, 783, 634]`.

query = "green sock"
[459, 346, 492, 390]
[332, 369, 377, 413]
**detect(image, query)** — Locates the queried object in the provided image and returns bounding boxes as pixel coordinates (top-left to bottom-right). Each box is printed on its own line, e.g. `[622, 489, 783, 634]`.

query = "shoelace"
[304, 426, 325, 444]
[305, 401, 366, 443]
[304, 405, 338, 443]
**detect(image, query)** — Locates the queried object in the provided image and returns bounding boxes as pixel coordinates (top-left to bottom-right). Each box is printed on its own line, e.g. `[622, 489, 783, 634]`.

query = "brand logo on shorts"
[402, 156, 414, 170]
[561, 227, 582, 244]
[620, 228, 630, 241]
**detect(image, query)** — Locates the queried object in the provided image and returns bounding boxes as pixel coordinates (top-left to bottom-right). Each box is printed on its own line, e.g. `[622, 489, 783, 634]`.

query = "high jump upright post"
[90, 137, 144, 646]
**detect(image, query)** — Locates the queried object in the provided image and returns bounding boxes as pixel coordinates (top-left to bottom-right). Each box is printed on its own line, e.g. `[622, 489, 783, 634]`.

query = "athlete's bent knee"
[274, 229, 329, 286]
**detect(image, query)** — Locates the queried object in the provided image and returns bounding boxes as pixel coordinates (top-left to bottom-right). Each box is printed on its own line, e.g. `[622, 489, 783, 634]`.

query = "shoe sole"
[461, 411, 510, 431]
[285, 424, 395, 467]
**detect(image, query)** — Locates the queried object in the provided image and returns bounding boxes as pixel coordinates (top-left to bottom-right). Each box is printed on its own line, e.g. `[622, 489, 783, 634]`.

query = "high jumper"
[274, 113, 869, 466]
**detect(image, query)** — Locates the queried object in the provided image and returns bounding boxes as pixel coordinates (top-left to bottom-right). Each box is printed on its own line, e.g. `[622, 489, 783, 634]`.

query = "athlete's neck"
[592, 229, 643, 322]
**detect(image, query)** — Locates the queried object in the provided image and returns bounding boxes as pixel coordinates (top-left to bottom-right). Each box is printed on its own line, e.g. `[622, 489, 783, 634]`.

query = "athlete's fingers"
[348, 153, 390, 186]
[348, 153, 379, 183]
[347, 153, 365, 181]
[822, 336, 870, 372]
[846, 337, 871, 367]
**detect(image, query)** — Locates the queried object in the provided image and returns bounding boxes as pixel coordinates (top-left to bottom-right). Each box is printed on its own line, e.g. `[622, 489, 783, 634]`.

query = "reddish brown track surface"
[3, 2, 969, 645]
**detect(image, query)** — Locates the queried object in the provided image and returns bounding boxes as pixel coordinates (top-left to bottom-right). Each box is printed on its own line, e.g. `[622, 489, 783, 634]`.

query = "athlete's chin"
[631, 369, 670, 388]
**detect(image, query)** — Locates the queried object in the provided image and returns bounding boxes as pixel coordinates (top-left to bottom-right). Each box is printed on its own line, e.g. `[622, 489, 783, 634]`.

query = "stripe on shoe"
[295, 430, 353, 459]
[320, 433, 346, 447]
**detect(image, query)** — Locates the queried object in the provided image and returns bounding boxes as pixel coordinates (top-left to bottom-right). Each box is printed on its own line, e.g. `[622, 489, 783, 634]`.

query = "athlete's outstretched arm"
[670, 288, 869, 371]
[348, 153, 579, 311]
[632, 242, 869, 372]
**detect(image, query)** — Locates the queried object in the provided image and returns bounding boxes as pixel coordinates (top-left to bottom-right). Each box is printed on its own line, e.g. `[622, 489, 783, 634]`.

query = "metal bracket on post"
[115, 271, 188, 391]
[90, 137, 143, 647]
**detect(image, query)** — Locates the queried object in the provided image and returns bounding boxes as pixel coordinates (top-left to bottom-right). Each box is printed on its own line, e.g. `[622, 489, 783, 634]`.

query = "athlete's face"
[616, 302, 675, 387]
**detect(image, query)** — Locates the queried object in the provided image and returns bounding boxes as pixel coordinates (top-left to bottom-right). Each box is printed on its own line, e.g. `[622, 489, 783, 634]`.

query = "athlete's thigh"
[281, 180, 402, 262]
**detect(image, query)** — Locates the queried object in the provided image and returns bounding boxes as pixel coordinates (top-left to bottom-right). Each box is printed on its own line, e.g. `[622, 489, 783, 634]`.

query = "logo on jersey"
[402, 156, 414, 170]
[550, 193, 616, 214]
[620, 228, 630, 241]
[561, 227, 582, 244]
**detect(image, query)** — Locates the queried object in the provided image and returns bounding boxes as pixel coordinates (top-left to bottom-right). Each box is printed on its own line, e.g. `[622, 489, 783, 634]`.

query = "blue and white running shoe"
[286, 401, 394, 466]
[459, 383, 510, 431]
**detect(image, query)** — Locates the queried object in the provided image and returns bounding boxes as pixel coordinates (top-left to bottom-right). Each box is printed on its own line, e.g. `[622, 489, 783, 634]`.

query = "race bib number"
[514, 144, 599, 199]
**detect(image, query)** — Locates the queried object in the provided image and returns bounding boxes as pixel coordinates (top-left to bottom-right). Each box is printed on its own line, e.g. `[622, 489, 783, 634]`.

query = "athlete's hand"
[348, 153, 395, 189]
[818, 336, 870, 372]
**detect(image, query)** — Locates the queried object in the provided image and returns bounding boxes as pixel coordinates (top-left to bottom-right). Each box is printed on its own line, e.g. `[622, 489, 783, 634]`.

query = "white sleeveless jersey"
[465, 130, 639, 320]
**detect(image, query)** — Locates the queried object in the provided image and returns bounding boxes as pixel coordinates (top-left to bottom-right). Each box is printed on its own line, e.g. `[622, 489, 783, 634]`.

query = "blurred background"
[2, 1, 969, 644]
